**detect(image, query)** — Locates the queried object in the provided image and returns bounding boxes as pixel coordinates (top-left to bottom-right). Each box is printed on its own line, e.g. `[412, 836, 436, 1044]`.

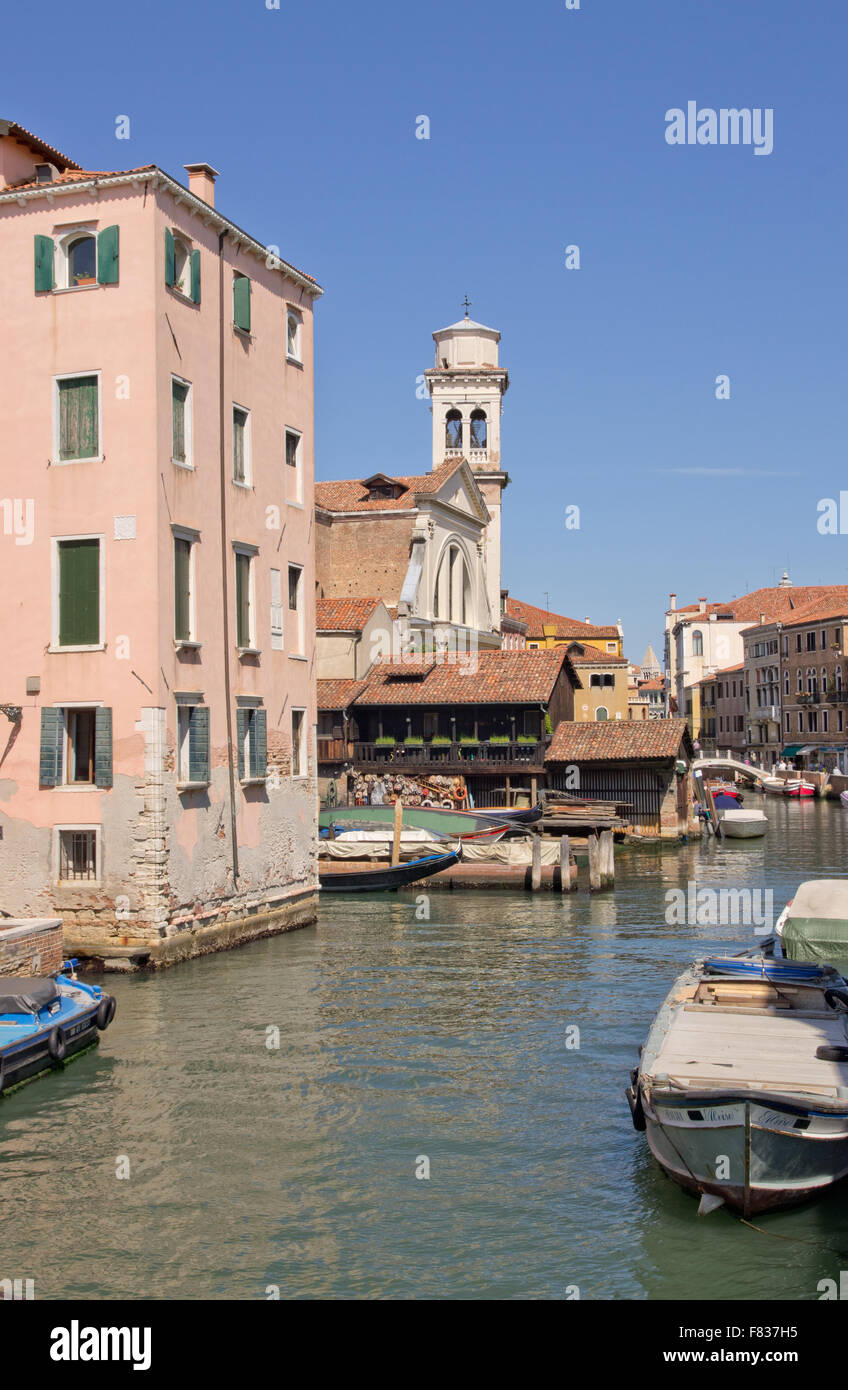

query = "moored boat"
[840, 790, 848, 809]
[719, 808, 768, 838]
[318, 845, 461, 892]
[627, 949, 848, 1214]
[318, 804, 509, 841]
[0, 964, 116, 1097]
[475, 801, 543, 825]
[762, 776, 786, 795]
[783, 779, 816, 798]
[781, 880, 848, 976]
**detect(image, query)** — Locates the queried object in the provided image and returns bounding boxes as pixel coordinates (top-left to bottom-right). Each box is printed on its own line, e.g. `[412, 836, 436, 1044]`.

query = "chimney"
[760, 612, 765, 625]
[184, 162, 218, 207]
[698, 597, 707, 614]
[669, 592, 676, 611]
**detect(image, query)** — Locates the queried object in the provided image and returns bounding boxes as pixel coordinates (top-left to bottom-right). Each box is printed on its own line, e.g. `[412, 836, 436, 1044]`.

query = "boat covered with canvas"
[719, 807, 768, 839]
[627, 946, 848, 1214]
[319, 804, 510, 841]
[780, 880, 848, 976]
[0, 964, 116, 1097]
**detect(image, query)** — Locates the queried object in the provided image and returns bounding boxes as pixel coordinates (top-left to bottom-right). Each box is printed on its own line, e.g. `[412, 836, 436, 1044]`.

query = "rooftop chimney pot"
[184, 162, 219, 207]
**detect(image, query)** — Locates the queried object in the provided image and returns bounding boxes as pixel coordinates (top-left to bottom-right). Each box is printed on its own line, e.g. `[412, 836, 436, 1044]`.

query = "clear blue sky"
[8, 0, 847, 660]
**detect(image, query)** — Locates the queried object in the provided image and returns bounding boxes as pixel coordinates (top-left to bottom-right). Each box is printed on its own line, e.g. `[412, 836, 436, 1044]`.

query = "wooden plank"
[391, 797, 403, 867]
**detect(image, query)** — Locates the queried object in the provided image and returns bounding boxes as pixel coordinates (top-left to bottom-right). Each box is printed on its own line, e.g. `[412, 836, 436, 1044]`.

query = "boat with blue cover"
[0, 962, 116, 1096]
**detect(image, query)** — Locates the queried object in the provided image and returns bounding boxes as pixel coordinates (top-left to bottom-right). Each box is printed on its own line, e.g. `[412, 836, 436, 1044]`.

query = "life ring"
[441, 798, 453, 809]
[96, 995, 116, 1031]
[47, 1027, 66, 1065]
[421, 798, 435, 808]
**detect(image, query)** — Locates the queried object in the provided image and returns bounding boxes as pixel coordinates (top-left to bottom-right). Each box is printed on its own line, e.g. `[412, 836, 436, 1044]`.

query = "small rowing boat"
[719, 808, 768, 838]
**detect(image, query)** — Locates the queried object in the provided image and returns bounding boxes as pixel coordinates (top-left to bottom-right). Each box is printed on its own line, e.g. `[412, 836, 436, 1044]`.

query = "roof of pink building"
[1, 120, 82, 172]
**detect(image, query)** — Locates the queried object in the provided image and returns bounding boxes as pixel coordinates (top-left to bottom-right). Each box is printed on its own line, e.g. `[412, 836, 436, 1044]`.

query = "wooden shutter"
[97, 225, 119, 284]
[251, 710, 267, 778]
[34, 235, 54, 292]
[174, 537, 191, 639]
[172, 382, 188, 462]
[188, 705, 210, 783]
[58, 376, 98, 461]
[165, 227, 175, 286]
[270, 569, 283, 650]
[39, 707, 61, 786]
[190, 249, 201, 304]
[236, 708, 247, 780]
[94, 707, 113, 787]
[58, 539, 99, 646]
[232, 410, 245, 482]
[233, 274, 251, 331]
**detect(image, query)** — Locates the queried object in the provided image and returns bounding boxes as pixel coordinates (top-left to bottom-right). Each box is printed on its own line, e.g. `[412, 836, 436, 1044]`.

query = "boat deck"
[656, 1000, 848, 1097]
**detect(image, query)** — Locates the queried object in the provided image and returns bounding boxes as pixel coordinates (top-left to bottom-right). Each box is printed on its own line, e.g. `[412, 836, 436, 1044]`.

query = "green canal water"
[6, 795, 848, 1301]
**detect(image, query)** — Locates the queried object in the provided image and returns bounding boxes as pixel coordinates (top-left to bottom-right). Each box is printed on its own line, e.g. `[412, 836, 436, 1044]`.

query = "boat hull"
[784, 781, 815, 798]
[720, 810, 768, 838]
[642, 1093, 848, 1214]
[318, 805, 509, 840]
[318, 848, 461, 892]
[1, 1008, 100, 1092]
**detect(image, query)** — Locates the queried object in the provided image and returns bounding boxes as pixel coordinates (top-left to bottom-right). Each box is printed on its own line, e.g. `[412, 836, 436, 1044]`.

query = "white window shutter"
[270, 568, 283, 650]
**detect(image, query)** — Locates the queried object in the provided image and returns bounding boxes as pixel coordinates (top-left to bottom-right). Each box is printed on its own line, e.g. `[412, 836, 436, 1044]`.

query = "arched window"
[595, 706, 609, 721]
[807, 667, 816, 694]
[173, 235, 191, 295]
[287, 312, 302, 361]
[57, 230, 97, 288]
[435, 542, 472, 625]
[821, 666, 828, 692]
[691, 630, 703, 656]
[445, 409, 462, 451]
[470, 408, 487, 450]
[797, 669, 803, 693]
[837, 666, 843, 691]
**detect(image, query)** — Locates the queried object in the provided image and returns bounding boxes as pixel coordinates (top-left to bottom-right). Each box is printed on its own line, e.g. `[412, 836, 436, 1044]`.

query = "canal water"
[6, 795, 848, 1301]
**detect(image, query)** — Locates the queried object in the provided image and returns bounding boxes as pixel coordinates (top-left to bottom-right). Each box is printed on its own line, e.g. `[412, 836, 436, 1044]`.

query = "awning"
[780, 745, 803, 757]
[798, 745, 818, 755]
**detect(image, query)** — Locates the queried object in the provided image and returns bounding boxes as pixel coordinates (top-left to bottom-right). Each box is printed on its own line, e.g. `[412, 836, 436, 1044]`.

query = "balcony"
[317, 738, 348, 763]
[351, 739, 545, 772]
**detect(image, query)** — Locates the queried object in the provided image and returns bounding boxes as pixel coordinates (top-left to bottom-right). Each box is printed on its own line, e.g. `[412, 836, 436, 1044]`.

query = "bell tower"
[424, 307, 509, 626]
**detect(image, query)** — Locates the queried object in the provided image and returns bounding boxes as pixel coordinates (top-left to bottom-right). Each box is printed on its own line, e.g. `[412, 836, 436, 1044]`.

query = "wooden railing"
[317, 738, 348, 762]
[351, 739, 545, 767]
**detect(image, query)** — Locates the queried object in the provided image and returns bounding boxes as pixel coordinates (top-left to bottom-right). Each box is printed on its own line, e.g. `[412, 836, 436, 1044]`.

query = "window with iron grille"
[58, 828, 98, 882]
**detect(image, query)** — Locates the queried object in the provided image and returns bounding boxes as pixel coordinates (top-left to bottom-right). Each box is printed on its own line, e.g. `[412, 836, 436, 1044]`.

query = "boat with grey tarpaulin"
[319, 804, 510, 841]
[627, 944, 848, 1215]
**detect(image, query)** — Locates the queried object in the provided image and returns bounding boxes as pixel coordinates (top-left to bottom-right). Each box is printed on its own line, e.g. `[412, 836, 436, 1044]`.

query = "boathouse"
[545, 719, 695, 838]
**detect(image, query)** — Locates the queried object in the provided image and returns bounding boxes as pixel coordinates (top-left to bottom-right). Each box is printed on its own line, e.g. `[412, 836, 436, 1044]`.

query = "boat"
[719, 808, 768, 839]
[781, 880, 848, 976]
[318, 804, 510, 841]
[627, 947, 848, 1214]
[0, 963, 116, 1097]
[706, 781, 743, 808]
[840, 790, 848, 809]
[318, 845, 461, 892]
[762, 776, 786, 795]
[475, 801, 543, 825]
[783, 779, 816, 798]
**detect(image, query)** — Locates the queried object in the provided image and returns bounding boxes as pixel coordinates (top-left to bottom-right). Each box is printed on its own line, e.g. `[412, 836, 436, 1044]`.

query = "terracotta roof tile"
[567, 644, 628, 666]
[505, 597, 619, 641]
[315, 458, 464, 513]
[5, 164, 156, 192]
[350, 648, 580, 706]
[1, 120, 82, 172]
[674, 585, 848, 627]
[316, 597, 384, 632]
[546, 718, 692, 763]
[316, 678, 368, 711]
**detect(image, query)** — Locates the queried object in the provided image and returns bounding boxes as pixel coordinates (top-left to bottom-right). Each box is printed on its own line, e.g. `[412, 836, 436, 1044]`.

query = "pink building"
[0, 121, 322, 968]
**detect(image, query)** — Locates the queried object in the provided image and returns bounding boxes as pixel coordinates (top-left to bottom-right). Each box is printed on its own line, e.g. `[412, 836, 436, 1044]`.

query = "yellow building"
[503, 599, 627, 721]
[504, 597, 624, 656]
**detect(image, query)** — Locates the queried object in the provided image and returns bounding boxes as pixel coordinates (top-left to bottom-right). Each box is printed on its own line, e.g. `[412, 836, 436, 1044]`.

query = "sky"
[6, 0, 848, 661]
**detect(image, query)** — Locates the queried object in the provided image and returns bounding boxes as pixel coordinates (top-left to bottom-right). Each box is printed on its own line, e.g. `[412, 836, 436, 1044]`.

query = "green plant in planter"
[517, 734, 538, 744]
[488, 734, 510, 743]
[404, 736, 424, 746]
[459, 734, 479, 744]
[431, 735, 452, 745]
[375, 735, 396, 746]
[544, 711, 553, 734]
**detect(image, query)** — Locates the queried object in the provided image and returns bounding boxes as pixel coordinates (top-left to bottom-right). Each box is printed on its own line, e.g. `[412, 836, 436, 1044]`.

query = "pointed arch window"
[691, 630, 703, 656]
[470, 409, 487, 450]
[445, 409, 462, 451]
[435, 542, 472, 625]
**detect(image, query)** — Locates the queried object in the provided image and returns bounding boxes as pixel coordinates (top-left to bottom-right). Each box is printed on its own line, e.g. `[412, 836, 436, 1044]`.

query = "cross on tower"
[462, 295, 471, 318]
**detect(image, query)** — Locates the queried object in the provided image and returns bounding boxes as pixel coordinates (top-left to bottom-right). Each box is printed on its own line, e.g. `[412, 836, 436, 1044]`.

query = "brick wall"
[0, 919, 63, 978]
[316, 513, 414, 601]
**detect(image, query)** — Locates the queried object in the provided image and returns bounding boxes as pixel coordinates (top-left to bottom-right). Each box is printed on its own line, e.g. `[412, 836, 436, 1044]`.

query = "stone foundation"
[0, 918, 63, 977]
[66, 888, 317, 971]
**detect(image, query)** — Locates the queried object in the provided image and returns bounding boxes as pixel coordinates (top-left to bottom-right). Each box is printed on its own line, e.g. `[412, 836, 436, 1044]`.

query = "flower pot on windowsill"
[74, 275, 96, 287]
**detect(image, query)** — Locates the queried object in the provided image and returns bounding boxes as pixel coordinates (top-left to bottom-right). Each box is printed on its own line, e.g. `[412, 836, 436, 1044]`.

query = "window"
[55, 373, 100, 462]
[237, 704, 267, 782]
[234, 547, 257, 650]
[65, 708, 95, 783]
[785, 713, 790, 732]
[445, 409, 462, 451]
[67, 234, 96, 286]
[171, 378, 192, 466]
[806, 631, 816, 651]
[603, 674, 614, 687]
[590, 673, 601, 687]
[176, 702, 210, 787]
[233, 406, 250, 484]
[286, 312, 302, 361]
[164, 228, 200, 302]
[607, 642, 617, 652]
[796, 634, 802, 652]
[797, 670, 803, 693]
[173, 532, 197, 643]
[57, 828, 99, 883]
[288, 564, 304, 654]
[823, 709, 829, 732]
[35, 227, 119, 293]
[784, 672, 790, 696]
[40, 706, 112, 788]
[840, 710, 845, 733]
[809, 710, 818, 732]
[270, 569, 283, 650]
[54, 537, 102, 648]
[435, 543, 471, 625]
[291, 708, 306, 777]
[799, 713, 804, 732]
[469, 409, 487, 450]
[285, 428, 302, 503]
[233, 273, 251, 332]
[782, 636, 789, 656]
[595, 706, 609, 721]
[821, 628, 828, 650]
[691, 630, 703, 656]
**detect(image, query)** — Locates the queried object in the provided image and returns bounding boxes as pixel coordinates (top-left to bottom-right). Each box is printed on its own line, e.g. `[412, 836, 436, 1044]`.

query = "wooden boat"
[0, 964, 116, 1097]
[627, 948, 848, 1214]
[318, 804, 509, 841]
[475, 801, 543, 825]
[783, 779, 816, 798]
[706, 781, 743, 808]
[762, 776, 785, 795]
[719, 808, 768, 839]
[318, 845, 461, 893]
[781, 880, 848, 976]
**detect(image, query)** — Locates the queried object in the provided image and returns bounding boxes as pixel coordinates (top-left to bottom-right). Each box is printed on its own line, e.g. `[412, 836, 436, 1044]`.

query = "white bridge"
[691, 757, 768, 786]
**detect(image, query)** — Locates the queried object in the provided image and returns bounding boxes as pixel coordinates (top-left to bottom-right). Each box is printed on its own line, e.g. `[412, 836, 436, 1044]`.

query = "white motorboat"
[719, 808, 768, 839]
[762, 776, 785, 795]
[627, 949, 848, 1215]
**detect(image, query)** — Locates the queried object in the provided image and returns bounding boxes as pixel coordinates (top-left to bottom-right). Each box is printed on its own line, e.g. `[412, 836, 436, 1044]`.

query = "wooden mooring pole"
[588, 834, 601, 891]
[531, 834, 542, 891]
[599, 828, 615, 889]
[559, 834, 576, 893]
[391, 796, 403, 866]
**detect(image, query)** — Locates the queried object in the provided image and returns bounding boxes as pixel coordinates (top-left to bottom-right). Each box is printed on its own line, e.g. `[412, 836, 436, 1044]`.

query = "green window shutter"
[190, 249, 201, 304]
[188, 705, 210, 783]
[34, 235, 55, 293]
[39, 707, 61, 786]
[97, 225, 119, 284]
[174, 537, 191, 639]
[58, 376, 99, 461]
[233, 274, 250, 331]
[251, 710, 267, 778]
[172, 382, 188, 462]
[58, 539, 100, 646]
[235, 553, 250, 646]
[165, 227, 175, 287]
[236, 709, 247, 780]
[94, 707, 113, 788]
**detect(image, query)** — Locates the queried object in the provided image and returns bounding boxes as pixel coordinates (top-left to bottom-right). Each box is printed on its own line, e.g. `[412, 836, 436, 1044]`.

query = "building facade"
[0, 122, 321, 967]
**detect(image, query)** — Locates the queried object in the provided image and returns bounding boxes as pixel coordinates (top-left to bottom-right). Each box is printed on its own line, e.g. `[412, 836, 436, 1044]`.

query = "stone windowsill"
[238, 647, 261, 659]
[175, 640, 202, 652]
[177, 781, 210, 792]
[240, 777, 267, 787]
